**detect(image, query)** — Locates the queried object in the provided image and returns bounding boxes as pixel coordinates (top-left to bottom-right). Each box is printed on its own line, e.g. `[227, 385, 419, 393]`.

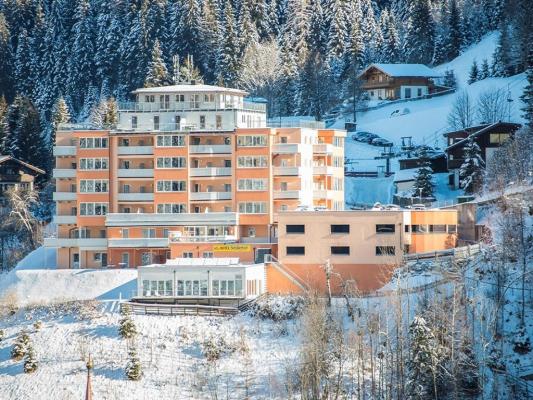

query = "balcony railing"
[274, 190, 304, 199]
[117, 193, 154, 201]
[189, 145, 232, 154]
[108, 238, 169, 248]
[43, 237, 108, 248]
[313, 166, 336, 175]
[267, 119, 325, 129]
[53, 169, 76, 179]
[115, 123, 237, 132]
[52, 215, 77, 224]
[313, 144, 335, 154]
[189, 192, 232, 201]
[117, 169, 154, 178]
[273, 166, 302, 176]
[105, 212, 238, 227]
[169, 234, 238, 243]
[272, 144, 301, 154]
[117, 146, 154, 155]
[117, 101, 266, 113]
[53, 146, 76, 156]
[190, 167, 232, 177]
[53, 192, 77, 201]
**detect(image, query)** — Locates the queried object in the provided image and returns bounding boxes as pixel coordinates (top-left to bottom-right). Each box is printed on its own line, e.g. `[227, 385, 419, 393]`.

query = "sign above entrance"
[214, 244, 252, 252]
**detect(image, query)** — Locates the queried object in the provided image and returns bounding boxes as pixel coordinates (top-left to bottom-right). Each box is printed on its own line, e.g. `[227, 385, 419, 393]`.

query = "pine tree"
[14, 29, 32, 97]
[125, 345, 142, 381]
[479, 58, 490, 80]
[0, 95, 7, 152]
[217, 0, 241, 86]
[277, 36, 299, 116]
[404, 0, 435, 65]
[446, 0, 462, 60]
[52, 97, 71, 129]
[0, 13, 14, 101]
[11, 330, 30, 360]
[405, 316, 443, 399]
[443, 69, 457, 89]
[327, 0, 347, 62]
[492, 25, 513, 77]
[102, 98, 118, 129]
[237, 0, 259, 54]
[381, 9, 399, 62]
[23, 343, 37, 373]
[520, 50, 533, 126]
[118, 305, 137, 339]
[412, 149, 434, 198]
[144, 40, 169, 88]
[459, 136, 485, 194]
[468, 60, 479, 84]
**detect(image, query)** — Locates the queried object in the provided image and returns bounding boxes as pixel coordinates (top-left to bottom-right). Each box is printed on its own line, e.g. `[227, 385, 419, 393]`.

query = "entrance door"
[255, 248, 271, 263]
[101, 253, 108, 267]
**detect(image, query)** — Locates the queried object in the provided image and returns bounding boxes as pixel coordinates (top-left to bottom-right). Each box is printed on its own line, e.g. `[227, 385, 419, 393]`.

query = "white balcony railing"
[53, 169, 76, 179]
[189, 192, 232, 201]
[169, 234, 238, 243]
[53, 146, 76, 157]
[313, 190, 336, 199]
[313, 144, 335, 154]
[274, 190, 304, 199]
[43, 237, 108, 249]
[53, 192, 77, 201]
[108, 238, 169, 248]
[190, 167, 232, 177]
[117, 146, 154, 155]
[117, 169, 154, 178]
[52, 215, 77, 224]
[272, 144, 300, 154]
[189, 145, 232, 154]
[117, 101, 266, 113]
[105, 212, 238, 227]
[313, 166, 336, 175]
[117, 193, 154, 201]
[273, 166, 302, 176]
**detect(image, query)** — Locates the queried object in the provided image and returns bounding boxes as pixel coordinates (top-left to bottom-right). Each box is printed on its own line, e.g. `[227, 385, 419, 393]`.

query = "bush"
[11, 330, 30, 360]
[201, 336, 236, 362]
[118, 306, 137, 339]
[250, 295, 305, 321]
[33, 320, 42, 331]
[125, 346, 142, 381]
[23, 345, 37, 373]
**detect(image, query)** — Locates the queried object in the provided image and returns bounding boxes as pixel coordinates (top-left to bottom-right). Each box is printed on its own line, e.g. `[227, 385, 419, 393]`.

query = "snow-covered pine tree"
[144, 40, 169, 88]
[118, 305, 137, 339]
[11, 330, 30, 360]
[405, 316, 443, 399]
[443, 69, 457, 89]
[0, 95, 7, 152]
[0, 13, 14, 101]
[479, 58, 490, 80]
[283, 0, 309, 64]
[468, 60, 479, 84]
[360, 0, 382, 63]
[446, 0, 463, 60]
[381, 8, 400, 63]
[411, 148, 434, 199]
[520, 49, 533, 126]
[492, 24, 513, 77]
[237, 0, 259, 54]
[53, 97, 71, 128]
[125, 345, 142, 381]
[459, 136, 485, 194]
[326, 0, 347, 62]
[14, 29, 32, 97]
[216, 0, 241, 86]
[102, 98, 118, 129]
[201, 0, 222, 79]
[404, 0, 435, 65]
[277, 36, 299, 116]
[23, 342, 37, 373]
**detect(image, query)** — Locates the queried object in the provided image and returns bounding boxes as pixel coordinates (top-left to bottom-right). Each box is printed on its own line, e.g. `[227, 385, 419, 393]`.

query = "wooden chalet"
[0, 155, 45, 204]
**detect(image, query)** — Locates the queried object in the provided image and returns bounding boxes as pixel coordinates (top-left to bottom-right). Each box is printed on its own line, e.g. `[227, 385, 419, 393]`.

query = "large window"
[376, 224, 395, 234]
[157, 203, 187, 214]
[142, 280, 172, 296]
[447, 225, 457, 234]
[156, 135, 185, 147]
[79, 137, 108, 148]
[331, 246, 350, 255]
[429, 224, 447, 233]
[211, 275, 243, 296]
[331, 224, 350, 234]
[237, 179, 267, 191]
[286, 225, 305, 234]
[489, 133, 510, 144]
[79, 179, 108, 193]
[286, 246, 305, 255]
[176, 280, 208, 296]
[237, 135, 267, 147]
[376, 246, 396, 256]
[156, 157, 186, 169]
[156, 180, 186, 192]
[79, 158, 108, 170]
[79, 202, 108, 216]
[238, 202, 267, 214]
[412, 225, 428, 233]
[237, 156, 268, 168]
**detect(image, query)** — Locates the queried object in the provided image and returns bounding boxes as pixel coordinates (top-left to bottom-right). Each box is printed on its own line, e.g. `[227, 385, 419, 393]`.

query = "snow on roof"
[132, 84, 248, 96]
[0, 155, 45, 175]
[360, 63, 442, 78]
[445, 121, 522, 151]
[393, 168, 419, 183]
[164, 257, 241, 267]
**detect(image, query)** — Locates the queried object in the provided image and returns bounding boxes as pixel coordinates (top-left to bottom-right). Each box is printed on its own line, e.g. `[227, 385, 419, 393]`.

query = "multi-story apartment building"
[46, 82, 346, 269]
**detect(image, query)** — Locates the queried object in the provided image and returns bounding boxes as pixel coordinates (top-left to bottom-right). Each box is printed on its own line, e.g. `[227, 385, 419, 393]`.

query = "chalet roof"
[132, 84, 247, 96]
[358, 63, 442, 79]
[445, 122, 522, 152]
[0, 155, 45, 175]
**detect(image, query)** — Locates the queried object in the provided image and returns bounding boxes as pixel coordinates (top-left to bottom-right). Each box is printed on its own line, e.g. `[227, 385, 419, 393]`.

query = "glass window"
[331, 246, 350, 255]
[286, 246, 305, 255]
[200, 280, 208, 296]
[412, 225, 428, 233]
[286, 225, 305, 234]
[376, 224, 396, 234]
[331, 224, 350, 234]
[212, 280, 219, 296]
[376, 246, 396, 256]
[447, 224, 457, 234]
[429, 224, 447, 233]
[177, 280, 184, 296]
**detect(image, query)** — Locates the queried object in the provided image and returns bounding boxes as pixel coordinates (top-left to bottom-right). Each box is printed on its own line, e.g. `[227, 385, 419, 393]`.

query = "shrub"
[11, 330, 30, 360]
[118, 305, 137, 339]
[250, 295, 305, 321]
[125, 346, 142, 381]
[201, 336, 236, 362]
[23, 345, 37, 373]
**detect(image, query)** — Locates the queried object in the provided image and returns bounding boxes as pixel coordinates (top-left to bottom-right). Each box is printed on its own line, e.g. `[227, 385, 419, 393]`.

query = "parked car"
[370, 137, 393, 146]
[352, 131, 378, 143]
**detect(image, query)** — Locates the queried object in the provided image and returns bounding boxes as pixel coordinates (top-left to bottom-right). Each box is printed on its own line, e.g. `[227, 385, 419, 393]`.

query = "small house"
[0, 155, 45, 206]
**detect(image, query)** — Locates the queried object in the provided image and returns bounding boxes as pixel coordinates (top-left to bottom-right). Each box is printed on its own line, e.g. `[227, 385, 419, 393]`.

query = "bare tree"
[448, 90, 475, 130]
[476, 88, 512, 124]
[6, 187, 42, 250]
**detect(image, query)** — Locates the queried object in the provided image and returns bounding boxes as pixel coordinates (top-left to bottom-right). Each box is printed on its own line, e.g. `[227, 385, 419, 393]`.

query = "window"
[145, 95, 155, 103]
[176, 94, 185, 102]
[489, 133, 510, 144]
[200, 115, 206, 129]
[153, 116, 160, 130]
[412, 225, 428, 233]
[131, 116, 138, 129]
[376, 246, 396, 256]
[417, 88, 423, 97]
[142, 280, 172, 296]
[286, 246, 305, 255]
[79, 158, 108, 170]
[216, 115, 222, 129]
[376, 224, 395, 234]
[156, 135, 185, 147]
[142, 228, 156, 238]
[331, 224, 350, 234]
[429, 224, 446, 233]
[238, 202, 267, 214]
[331, 246, 350, 255]
[79, 179, 109, 193]
[247, 227, 256, 237]
[405, 88, 411, 98]
[447, 225, 457, 234]
[286, 225, 305, 234]
[156, 180, 186, 192]
[237, 156, 268, 168]
[157, 203, 187, 213]
[203, 251, 213, 258]
[156, 157, 186, 169]
[405, 225, 410, 233]
[237, 135, 267, 147]
[237, 179, 267, 191]
[79, 203, 108, 216]
[182, 252, 193, 258]
[122, 229, 129, 238]
[79, 137, 108, 148]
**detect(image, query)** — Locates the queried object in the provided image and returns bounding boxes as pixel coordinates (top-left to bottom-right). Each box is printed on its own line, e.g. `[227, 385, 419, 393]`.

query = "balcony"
[313, 190, 336, 199]
[189, 192, 232, 201]
[273, 166, 302, 176]
[272, 144, 300, 154]
[53, 169, 76, 179]
[313, 166, 335, 175]
[117, 146, 154, 155]
[52, 215, 77, 224]
[117, 193, 154, 202]
[189, 145, 232, 154]
[117, 169, 154, 178]
[43, 237, 108, 249]
[53, 192, 77, 201]
[169, 234, 238, 243]
[274, 190, 304, 199]
[53, 146, 76, 157]
[190, 167, 232, 177]
[106, 212, 238, 227]
[117, 101, 266, 113]
[313, 144, 334, 154]
[108, 238, 169, 248]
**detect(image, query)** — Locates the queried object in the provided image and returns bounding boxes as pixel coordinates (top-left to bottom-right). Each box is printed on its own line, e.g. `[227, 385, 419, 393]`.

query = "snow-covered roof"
[393, 168, 419, 183]
[132, 84, 248, 96]
[359, 63, 442, 78]
[165, 257, 241, 267]
[445, 122, 522, 151]
[0, 155, 45, 175]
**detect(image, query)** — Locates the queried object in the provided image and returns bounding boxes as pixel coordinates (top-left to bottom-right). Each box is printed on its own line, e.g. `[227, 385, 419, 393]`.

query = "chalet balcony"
[117, 101, 266, 113]
[272, 144, 301, 154]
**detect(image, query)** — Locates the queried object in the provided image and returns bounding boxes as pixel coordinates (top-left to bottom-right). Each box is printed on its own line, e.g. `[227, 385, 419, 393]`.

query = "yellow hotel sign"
[213, 244, 252, 252]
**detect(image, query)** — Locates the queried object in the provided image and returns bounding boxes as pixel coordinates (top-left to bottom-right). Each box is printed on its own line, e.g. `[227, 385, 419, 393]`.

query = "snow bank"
[345, 176, 395, 206]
